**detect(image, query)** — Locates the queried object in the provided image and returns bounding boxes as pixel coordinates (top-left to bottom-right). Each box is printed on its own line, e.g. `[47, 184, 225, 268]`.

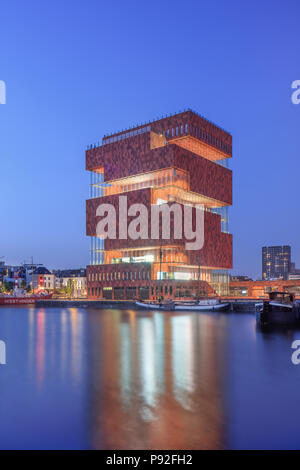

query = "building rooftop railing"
[86, 108, 231, 150]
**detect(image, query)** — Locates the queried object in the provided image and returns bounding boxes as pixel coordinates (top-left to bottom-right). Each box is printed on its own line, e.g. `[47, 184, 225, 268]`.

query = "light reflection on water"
[0, 307, 300, 449]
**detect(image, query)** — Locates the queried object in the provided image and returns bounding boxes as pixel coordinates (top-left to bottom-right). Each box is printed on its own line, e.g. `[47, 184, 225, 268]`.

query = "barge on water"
[136, 298, 230, 312]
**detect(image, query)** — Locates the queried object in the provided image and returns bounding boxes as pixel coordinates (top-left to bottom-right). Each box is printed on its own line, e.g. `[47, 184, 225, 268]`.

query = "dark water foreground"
[0, 307, 300, 450]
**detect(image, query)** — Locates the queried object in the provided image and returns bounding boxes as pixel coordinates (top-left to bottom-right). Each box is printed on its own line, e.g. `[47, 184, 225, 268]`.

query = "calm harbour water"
[0, 306, 300, 449]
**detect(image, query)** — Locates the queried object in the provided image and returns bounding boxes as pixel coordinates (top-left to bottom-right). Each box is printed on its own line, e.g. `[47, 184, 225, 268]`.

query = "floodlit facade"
[86, 109, 232, 300]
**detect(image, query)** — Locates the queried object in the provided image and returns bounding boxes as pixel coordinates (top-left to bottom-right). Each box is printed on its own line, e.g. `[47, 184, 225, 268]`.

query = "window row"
[190, 124, 231, 153]
[88, 270, 150, 282]
[88, 284, 174, 298]
[163, 124, 188, 138]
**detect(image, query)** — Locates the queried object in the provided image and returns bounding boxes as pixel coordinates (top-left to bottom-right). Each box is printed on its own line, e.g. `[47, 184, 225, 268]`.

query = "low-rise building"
[32, 267, 55, 292]
[0, 264, 26, 288]
[55, 269, 87, 297]
[230, 275, 253, 282]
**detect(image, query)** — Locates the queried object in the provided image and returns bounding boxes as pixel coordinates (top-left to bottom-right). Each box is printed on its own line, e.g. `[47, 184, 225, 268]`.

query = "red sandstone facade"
[86, 109, 233, 300]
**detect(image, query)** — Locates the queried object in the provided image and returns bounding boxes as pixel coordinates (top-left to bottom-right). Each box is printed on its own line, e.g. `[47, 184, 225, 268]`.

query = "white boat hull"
[135, 301, 174, 310]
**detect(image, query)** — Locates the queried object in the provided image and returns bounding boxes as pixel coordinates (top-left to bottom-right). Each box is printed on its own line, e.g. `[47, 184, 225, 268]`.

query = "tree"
[66, 279, 75, 298]
[2, 281, 14, 293]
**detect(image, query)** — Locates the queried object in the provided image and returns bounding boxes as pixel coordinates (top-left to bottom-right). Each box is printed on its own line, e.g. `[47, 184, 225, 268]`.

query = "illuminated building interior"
[86, 110, 232, 299]
[168, 135, 230, 163]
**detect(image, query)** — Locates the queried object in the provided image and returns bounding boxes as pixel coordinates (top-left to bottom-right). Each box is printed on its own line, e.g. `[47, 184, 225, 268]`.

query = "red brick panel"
[87, 262, 151, 288]
[86, 262, 214, 299]
[86, 188, 153, 240]
[86, 139, 232, 205]
[86, 189, 232, 269]
[174, 146, 232, 205]
[190, 211, 232, 269]
[86, 132, 152, 172]
[151, 110, 232, 155]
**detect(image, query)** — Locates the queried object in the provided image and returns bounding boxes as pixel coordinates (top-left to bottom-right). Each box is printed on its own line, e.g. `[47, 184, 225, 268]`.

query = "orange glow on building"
[169, 136, 230, 162]
[86, 110, 233, 299]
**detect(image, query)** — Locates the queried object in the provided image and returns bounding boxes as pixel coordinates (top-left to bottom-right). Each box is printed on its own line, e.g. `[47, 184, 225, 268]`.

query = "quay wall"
[36, 299, 258, 312]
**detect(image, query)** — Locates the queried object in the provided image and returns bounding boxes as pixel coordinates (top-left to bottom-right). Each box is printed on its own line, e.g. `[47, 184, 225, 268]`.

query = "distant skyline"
[0, 0, 300, 279]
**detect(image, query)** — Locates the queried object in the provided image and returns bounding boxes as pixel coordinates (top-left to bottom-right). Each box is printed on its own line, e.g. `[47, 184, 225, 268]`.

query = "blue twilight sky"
[0, 0, 299, 279]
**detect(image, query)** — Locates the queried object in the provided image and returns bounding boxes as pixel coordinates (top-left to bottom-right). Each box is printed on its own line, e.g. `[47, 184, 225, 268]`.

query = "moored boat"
[136, 297, 230, 312]
[256, 291, 300, 325]
[135, 299, 175, 310]
[174, 298, 230, 311]
[0, 292, 53, 306]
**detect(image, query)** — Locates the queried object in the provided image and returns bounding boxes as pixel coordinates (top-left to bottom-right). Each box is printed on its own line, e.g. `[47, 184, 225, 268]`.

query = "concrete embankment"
[35, 299, 136, 309]
[228, 300, 258, 312]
